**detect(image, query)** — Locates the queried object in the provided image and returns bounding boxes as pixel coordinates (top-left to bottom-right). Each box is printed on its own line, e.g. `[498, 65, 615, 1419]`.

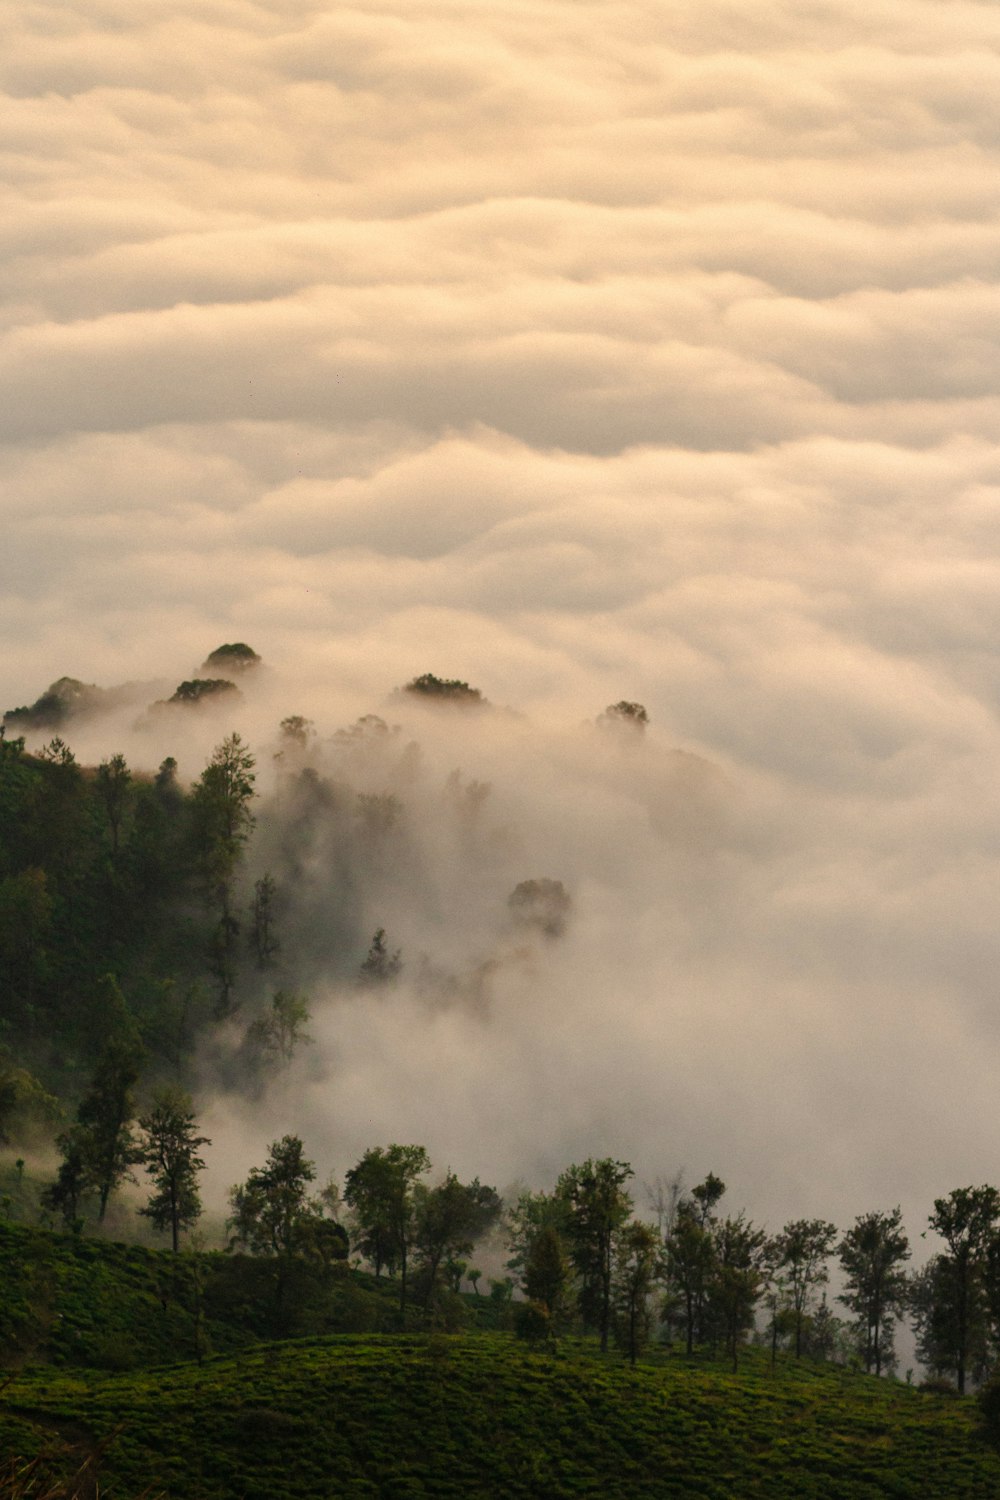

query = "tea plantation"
[3, 1222, 1000, 1498]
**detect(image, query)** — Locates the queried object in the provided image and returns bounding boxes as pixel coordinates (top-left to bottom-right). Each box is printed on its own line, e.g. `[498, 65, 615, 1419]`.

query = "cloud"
[5, 0, 1000, 1247]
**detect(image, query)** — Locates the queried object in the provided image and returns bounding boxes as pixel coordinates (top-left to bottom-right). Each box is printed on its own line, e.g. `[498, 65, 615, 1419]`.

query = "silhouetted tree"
[557, 1158, 634, 1353]
[838, 1208, 910, 1376]
[344, 1144, 430, 1315]
[137, 1087, 210, 1252]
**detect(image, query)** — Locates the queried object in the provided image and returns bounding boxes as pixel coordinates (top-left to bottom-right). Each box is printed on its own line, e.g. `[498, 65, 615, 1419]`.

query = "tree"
[597, 701, 649, 733]
[402, 674, 486, 706]
[43, 1129, 87, 1229]
[918, 1186, 1000, 1393]
[664, 1203, 716, 1355]
[773, 1218, 838, 1359]
[838, 1208, 910, 1376]
[358, 928, 402, 987]
[412, 1173, 502, 1308]
[557, 1158, 634, 1353]
[191, 734, 256, 1017]
[167, 678, 242, 707]
[0, 1057, 58, 1147]
[612, 1220, 663, 1365]
[707, 1212, 769, 1372]
[522, 1225, 572, 1338]
[663, 1174, 725, 1353]
[246, 990, 312, 1065]
[96, 753, 132, 859]
[344, 1144, 430, 1315]
[201, 643, 261, 675]
[73, 982, 144, 1221]
[507, 879, 572, 939]
[137, 1087, 210, 1252]
[248, 873, 280, 968]
[228, 1135, 318, 1261]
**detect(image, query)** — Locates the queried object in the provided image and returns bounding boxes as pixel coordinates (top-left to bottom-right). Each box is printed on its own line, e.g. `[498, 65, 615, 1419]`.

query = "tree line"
[31, 1084, 1000, 1391]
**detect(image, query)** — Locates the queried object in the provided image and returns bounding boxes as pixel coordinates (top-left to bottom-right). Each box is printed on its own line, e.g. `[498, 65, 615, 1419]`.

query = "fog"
[4, 0, 1000, 1242]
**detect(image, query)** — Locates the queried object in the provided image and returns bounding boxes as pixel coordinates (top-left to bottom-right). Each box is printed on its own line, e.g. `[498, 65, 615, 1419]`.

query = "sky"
[4, 0, 1000, 1243]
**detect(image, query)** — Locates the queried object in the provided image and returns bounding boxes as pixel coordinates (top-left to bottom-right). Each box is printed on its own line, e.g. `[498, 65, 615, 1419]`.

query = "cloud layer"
[4, 0, 1000, 1238]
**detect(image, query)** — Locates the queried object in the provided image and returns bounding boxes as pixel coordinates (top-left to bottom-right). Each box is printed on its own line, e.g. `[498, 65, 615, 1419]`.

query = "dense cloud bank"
[4, 0, 1000, 1233]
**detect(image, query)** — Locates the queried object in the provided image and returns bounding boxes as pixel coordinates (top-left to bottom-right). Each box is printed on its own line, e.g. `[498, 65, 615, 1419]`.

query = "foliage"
[228, 1136, 319, 1261]
[557, 1158, 634, 1353]
[137, 1086, 209, 1252]
[344, 1144, 430, 1314]
[838, 1206, 910, 1376]
[772, 1217, 838, 1359]
[915, 1187, 1000, 1393]
[411, 1173, 502, 1310]
[358, 928, 402, 986]
[4, 1334, 1000, 1500]
[403, 673, 486, 705]
[245, 990, 312, 1065]
[506, 878, 572, 938]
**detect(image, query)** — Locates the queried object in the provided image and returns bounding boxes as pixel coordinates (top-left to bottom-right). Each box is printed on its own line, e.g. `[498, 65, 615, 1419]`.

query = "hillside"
[4, 1332, 1000, 1500]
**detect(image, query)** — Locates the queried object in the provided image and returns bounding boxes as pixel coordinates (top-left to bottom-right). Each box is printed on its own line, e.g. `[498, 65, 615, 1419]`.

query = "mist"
[5, 0, 1000, 1249]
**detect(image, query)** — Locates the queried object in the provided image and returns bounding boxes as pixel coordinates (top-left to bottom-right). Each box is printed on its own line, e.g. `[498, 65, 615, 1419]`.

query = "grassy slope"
[2, 1223, 999, 1499]
[4, 1335, 1000, 1500]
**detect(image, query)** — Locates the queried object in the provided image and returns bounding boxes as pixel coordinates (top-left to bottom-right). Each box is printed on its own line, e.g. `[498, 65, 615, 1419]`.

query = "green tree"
[838, 1207, 910, 1376]
[557, 1158, 634, 1353]
[137, 1086, 210, 1252]
[343, 1144, 430, 1316]
[612, 1220, 662, 1365]
[228, 1134, 318, 1260]
[707, 1212, 769, 1372]
[72, 982, 144, 1221]
[773, 1218, 838, 1359]
[915, 1186, 1000, 1392]
[412, 1172, 502, 1309]
[191, 734, 256, 1017]
[246, 990, 312, 1065]
[522, 1225, 571, 1338]
[663, 1175, 725, 1354]
[248, 873, 280, 968]
[96, 753, 132, 860]
[43, 1128, 88, 1229]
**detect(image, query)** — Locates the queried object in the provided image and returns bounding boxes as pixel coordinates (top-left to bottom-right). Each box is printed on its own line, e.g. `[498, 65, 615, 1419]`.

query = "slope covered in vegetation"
[4, 1333, 1000, 1500]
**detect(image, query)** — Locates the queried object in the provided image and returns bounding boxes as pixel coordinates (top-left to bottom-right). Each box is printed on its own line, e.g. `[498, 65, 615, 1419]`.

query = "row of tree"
[35, 1091, 1000, 1390]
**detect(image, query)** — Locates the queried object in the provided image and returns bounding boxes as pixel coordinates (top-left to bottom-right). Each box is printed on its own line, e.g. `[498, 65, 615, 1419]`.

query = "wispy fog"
[4, 0, 1000, 1236]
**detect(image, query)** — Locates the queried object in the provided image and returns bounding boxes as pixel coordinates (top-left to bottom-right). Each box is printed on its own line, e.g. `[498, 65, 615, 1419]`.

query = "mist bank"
[4, 643, 998, 1249]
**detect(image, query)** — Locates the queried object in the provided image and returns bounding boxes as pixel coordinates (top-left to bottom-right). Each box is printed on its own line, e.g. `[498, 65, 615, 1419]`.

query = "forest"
[3, 647, 1000, 1496]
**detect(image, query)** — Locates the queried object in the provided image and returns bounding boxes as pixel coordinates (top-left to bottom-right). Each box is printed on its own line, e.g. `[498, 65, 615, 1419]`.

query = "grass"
[3, 1335, 1000, 1499]
[2, 1221, 1000, 1498]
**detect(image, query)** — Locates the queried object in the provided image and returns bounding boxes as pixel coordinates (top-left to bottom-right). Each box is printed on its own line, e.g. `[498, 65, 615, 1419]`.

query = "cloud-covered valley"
[4, 0, 1000, 1237]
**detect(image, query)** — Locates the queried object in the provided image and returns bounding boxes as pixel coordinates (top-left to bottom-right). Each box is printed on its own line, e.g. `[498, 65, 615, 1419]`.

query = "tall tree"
[612, 1220, 663, 1366]
[228, 1134, 318, 1261]
[773, 1218, 839, 1359]
[522, 1224, 572, 1337]
[837, 1208, 910, 1376]
[412, 1173, 502, 1308]
[557, 1158, 634, 1353]
[663, 1174, 726, 1353]
[191, 734, 256, 1017]
[72, 980, 144, 1221]
[137, 1086, 210, 1252]
[344, 1144, 430, 1316]
[248, 873, 280, 968]
[96, 753, 132, 860]
[707, 1212, 769, 1372]
[916, 1186, 1000, 1392]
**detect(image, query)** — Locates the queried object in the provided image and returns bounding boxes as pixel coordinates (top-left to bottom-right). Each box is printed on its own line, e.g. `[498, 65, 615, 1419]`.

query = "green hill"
[3, 1222, 1000, 1498]
[4, 1332, 1000, 1498]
